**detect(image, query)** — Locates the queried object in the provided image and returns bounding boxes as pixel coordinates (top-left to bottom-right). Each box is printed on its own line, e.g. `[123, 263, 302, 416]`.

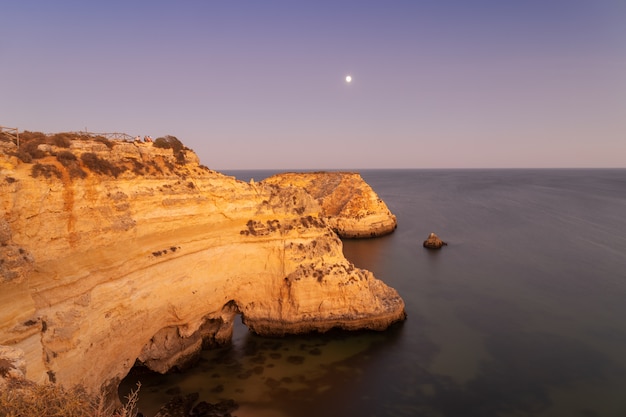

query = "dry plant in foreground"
[0, 376, 141, 417]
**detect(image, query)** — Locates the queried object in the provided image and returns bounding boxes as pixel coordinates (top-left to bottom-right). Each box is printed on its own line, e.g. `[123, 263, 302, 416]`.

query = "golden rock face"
[262, 171, 398, 238]
[0, 138, 405, 400]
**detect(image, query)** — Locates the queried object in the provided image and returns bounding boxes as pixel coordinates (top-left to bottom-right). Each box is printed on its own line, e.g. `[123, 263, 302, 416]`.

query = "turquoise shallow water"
[121, 169, 626, 417]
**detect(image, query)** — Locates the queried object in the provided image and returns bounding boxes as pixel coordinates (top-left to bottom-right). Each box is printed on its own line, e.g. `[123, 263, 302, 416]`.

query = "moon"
[345, 75, 352, 83]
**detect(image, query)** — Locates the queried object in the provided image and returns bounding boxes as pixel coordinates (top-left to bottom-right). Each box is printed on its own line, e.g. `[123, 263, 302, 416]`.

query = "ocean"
[121, 169, 626, 417]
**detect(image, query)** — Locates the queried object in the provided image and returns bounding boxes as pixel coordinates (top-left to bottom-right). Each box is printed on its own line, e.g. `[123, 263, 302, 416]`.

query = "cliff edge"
[262, 171, 397, 238]
[0, 133, 405, 403]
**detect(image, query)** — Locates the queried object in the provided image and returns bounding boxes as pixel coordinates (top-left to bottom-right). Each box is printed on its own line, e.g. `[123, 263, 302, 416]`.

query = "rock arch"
[135, 300, 242, 375]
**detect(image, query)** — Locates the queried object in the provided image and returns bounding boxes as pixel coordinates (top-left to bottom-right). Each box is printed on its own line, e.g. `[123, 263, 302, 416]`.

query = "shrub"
[152, 137, 170, 149]
[153, 135, 183, 153]
[153, 135, 187, 166]
[94, 136, 115, 149]
[56, 150, 77, 164]
[50, 133, 72, 148]
[31, 163, 62, 179]
[19, 131, 47, 142]
[80, 153, 125, 177]
[0, 377, 141, 417]
[56, 151, 87, 178]
[20, 140, 46, 160]
[16, 149, 33, 163]
[69, 165, 88, 179]
[57, 152, 87, 179]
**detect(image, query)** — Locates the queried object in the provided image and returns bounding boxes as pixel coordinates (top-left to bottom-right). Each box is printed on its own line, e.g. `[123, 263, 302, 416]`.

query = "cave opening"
[117, 304, 252, 413]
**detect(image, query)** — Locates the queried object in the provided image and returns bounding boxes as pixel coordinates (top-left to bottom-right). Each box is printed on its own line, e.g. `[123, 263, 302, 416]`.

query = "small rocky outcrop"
[153, 393, 199, 417]
[423, 232, 447, 249]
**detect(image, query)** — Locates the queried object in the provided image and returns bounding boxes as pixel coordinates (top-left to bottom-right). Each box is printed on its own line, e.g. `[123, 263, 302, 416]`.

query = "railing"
[68, 131, 135, 141]
[0, 126, 137, 146]
[0, 126, 19, 147]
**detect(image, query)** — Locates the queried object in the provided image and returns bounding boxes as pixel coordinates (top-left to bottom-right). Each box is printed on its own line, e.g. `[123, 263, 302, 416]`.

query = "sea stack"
[423, 232, 447, 249]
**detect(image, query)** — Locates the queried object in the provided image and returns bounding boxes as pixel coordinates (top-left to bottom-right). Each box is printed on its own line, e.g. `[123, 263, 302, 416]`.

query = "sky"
[1, 0, 625, 170]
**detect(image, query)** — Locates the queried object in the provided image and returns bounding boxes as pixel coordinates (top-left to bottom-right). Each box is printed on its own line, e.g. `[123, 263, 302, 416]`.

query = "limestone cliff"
[0, 135, 405, 402]
[262, 171, 397, 238]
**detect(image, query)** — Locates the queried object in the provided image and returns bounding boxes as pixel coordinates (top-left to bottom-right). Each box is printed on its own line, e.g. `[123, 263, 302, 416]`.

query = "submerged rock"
[152, 394, 239, 417]
[190, 399, 238, 417]
[423, 232, 447, 249]
[153, 392, 199, 417]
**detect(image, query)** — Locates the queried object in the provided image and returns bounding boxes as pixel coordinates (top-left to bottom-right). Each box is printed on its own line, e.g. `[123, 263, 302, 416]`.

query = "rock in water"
[153, 393, 199, 417]
[423, 232, 447, 249]
[190, 399, 238, 416]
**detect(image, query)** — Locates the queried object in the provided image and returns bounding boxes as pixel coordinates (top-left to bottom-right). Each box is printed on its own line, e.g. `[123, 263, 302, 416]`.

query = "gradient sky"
[2, 1, 625, 169]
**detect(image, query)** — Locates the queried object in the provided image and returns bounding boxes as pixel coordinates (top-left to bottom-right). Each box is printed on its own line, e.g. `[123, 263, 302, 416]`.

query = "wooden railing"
[0, 126, 19, 147]
[0, 127, 137, 146]
[68, 131, 135, 141]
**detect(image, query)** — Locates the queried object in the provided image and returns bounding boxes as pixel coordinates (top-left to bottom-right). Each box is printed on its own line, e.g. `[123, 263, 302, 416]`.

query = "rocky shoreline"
[0, 133, 405, 409]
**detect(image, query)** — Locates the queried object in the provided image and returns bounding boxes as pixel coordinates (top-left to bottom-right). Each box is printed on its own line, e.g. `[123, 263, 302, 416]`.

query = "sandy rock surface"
[0, 138, 405, 402]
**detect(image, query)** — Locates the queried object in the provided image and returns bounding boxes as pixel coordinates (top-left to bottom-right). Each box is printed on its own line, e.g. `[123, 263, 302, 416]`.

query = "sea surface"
[120, 169, 626, 417]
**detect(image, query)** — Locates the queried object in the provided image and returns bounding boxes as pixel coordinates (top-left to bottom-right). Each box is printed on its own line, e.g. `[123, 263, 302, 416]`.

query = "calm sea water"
[121, 169, 626, 417]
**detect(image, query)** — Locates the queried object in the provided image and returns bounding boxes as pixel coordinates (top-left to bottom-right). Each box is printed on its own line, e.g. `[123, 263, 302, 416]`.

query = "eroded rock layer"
[262, 171, 398, 238]
[0, 137, 405, 401]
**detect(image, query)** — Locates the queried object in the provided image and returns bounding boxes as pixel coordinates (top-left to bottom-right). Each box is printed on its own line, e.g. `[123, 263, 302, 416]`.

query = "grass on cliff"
[0, 377, 140, 417]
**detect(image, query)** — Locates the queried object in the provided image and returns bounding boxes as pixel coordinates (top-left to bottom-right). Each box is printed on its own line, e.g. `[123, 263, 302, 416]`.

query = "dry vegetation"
[0, 377, 140, 417]
[2, 130, 202, 179]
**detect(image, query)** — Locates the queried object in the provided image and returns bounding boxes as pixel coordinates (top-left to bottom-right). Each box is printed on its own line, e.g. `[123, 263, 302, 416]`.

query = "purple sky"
[2, 1, 625, 169]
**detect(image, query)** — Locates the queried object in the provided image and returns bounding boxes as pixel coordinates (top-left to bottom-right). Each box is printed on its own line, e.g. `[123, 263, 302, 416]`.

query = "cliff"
[262, 171, 397, 238]
[0, 135, 405, 402]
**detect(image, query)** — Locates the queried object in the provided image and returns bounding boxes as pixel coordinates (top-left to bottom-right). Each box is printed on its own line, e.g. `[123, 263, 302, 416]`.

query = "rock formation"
[0, 135, 405, 404]
[423, 232, 447, 249]
[262, 171, 397, 238]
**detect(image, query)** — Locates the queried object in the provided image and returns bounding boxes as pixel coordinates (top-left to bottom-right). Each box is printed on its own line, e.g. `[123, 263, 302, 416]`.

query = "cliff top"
[0, 130, 212, 181]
